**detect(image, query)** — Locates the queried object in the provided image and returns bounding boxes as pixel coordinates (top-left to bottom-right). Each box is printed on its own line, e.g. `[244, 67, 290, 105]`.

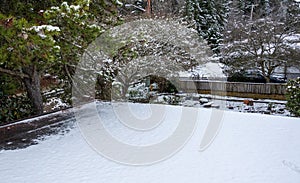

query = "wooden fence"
[178, 80, 287, 95]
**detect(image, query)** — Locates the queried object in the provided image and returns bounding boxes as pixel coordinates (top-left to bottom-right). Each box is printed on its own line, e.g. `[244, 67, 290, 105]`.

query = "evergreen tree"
[186, 0, 229, 54]
[43, 0, 119, 103]
[0, 0, 118, 119]
[0, 0, 74, 21]
[0, 14, 60, 114]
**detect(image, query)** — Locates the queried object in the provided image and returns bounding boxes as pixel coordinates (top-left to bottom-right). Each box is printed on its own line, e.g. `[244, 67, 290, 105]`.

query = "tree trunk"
[284, 63, 287, 80]
[146, 0, 151, 15]
[22, 65, 43, 115]
[151, 0, 184, 15]
[122, 83, 130, 99]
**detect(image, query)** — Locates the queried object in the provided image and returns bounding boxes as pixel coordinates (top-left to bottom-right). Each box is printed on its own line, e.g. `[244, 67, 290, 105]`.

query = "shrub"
[0, 94, 34, 123]
[286, 78, 300, 117]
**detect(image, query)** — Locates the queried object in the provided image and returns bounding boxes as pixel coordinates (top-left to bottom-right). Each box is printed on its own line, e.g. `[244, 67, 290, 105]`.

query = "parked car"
[270, 74, 286, 83]
[227, 70, 286, 83]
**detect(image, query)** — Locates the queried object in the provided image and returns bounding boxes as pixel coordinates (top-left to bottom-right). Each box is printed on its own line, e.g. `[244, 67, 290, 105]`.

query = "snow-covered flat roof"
[1, 102, 300, 183]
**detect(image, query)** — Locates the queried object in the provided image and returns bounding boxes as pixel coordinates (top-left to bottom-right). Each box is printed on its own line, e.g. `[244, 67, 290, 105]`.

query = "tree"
[151, 0, 185, 15]
[0, 15, 60, 114]
[0, 0, 73, 20]
[119, 0, 185, 16]
[185, 0, 229, 54]
[43, 1, 107, 103]
[112, 40, 193, 98]
[43, 0, 119, 102]
[221, 0, 300, 82]
[72, 19, 211, 101]
[222, 18, 299, 82]
[286, 0, 300, 33]
[0, 0, 118, 116]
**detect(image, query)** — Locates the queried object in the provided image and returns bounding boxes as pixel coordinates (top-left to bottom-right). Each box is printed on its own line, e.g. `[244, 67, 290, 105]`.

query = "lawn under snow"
[1, 102, 300, 183]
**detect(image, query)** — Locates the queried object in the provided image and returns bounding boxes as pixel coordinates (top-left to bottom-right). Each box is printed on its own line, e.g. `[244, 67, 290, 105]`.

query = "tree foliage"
[42, 0, 119, 103]
[0, 0, 74, 21]
[0, 0, 118, 122]
[0, 13, 60, 114]
[0, 94, 34, 123]
[186, 0, 229, 54]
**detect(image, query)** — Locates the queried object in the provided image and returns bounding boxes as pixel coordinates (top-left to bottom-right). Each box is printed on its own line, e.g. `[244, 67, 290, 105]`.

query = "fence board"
[178, 80, 286, 95]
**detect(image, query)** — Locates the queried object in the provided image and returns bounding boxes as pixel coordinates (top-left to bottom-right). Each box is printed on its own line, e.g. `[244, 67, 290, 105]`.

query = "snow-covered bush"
[75, 19, 211, 102]
[162, 95, 181, 105]
[286, 78, 300, 117]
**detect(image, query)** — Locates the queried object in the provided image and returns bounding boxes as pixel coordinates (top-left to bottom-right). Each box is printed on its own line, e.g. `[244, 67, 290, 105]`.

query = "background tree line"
[222, 0, 300, 82]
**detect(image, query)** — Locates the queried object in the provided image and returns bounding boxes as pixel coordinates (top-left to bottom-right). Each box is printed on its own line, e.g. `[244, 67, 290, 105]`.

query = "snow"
[44, 98, 69, 111]
[53, 45, 61, 50]
[30, 25, 61, 32]
[70, 5, 80, 11]
[1, 102, 300, 182]
[284, 34, 300, 50]
[179, 62, 225, 79]
[284, 34, 300, 42]
[50, 6, 59, 10]
[6, 47, 13, 52]
[61, 2, 69, 7]
[37, 32, 47, 39]
[151, 93, 289, 116]
[116, 0, 123, 6]
[87, 24, 100, 29]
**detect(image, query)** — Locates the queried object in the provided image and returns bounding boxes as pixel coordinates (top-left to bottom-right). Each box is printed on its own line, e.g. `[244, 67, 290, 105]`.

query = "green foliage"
[0, 93, 34, 123]
[150, 76, 178, 93]
[43, 0, 111, 103]
[0, 11, 61, 118]
[0, 0, 74, 21]
[0, 74, 21, 95]
[0, 0, 119, 122]
[286, 78, 300, 117]
[0, 14, 59, 72]
[44, 1, 103, 65]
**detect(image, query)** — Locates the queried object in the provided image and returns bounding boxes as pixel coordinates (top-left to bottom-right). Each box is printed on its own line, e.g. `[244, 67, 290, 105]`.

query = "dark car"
[227, 70, 286, 83]
[269, 74, 286, 83]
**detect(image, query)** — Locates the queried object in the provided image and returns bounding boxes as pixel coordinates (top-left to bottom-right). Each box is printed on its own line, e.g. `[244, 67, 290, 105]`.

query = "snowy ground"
[151, 93, 290, 116]
[1, 102, 300, 183]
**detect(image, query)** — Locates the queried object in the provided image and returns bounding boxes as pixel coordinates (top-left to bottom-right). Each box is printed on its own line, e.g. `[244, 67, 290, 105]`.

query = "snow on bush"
[286, 77, 300, 117]
[73, 19, 212, 102]
[30, 25, 61, 32]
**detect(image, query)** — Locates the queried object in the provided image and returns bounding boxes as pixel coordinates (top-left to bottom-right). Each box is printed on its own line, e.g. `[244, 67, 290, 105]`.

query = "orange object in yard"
[243, 99, 254, 106]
